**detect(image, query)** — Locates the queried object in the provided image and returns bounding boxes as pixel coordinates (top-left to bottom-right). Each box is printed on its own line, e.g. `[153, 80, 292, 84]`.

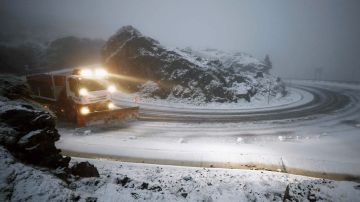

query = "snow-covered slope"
[103, 26, 285, 103]
[172, 48, 268, 73]
[2, 147, 359, 201]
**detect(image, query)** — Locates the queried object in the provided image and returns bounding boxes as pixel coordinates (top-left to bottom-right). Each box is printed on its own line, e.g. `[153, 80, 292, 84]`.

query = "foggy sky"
[2, 0, 360, 81]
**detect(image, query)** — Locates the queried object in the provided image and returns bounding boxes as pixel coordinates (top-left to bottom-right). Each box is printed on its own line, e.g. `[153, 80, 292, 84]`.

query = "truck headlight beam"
[107, 85, 117, 93]
[108, 102, 115, 109]
[80, 106, 90, 115]
[79, 88, 88, 96]
[95, 68, 108, 78]
[79, 69, 93, 78]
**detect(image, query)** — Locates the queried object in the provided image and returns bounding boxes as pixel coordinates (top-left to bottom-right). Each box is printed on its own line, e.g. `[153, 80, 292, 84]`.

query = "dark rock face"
[70, 162, 100, 178]
[0, 75, 30, 99]
[103, 25, 285, 103]
[0, 76, 99, 180]
[85, 197, 98, 202]
[0, 99, 70, 169]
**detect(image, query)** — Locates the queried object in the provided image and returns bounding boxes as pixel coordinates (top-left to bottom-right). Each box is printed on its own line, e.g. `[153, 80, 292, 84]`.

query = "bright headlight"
[79, 69, 93, 78]
[108, 102, 115, 109]
[80, 106, 90, 115]
[107, 85, 116, 93]
[95, 68, 108, 78]
[79, 88, 88, 96]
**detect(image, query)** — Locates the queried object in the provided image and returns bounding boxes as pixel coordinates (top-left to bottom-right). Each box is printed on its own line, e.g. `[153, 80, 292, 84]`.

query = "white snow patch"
[139, 81, 160, 97]
[227, 82, 251, 95]
[83, 130, 92, 136]
[178, 138, 185, 144]
[236, 137, 244, 143]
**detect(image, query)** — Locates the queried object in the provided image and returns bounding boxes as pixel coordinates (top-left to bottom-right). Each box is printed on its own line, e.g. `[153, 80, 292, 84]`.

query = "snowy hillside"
[2, 148, 359, 201]
[172, 48, 269, 73]
[103, 26, 285, 103]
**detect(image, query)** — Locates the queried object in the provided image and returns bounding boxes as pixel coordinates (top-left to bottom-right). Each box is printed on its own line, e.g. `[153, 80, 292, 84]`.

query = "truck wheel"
[66, 107, 75, 122]
[76, 114, 86, 127]
[67, 106, 86, 127]
[65, 100, 77, 123]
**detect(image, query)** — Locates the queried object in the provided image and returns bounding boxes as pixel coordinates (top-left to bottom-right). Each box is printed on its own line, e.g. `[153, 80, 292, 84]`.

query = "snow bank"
[2, 146, 359, 201]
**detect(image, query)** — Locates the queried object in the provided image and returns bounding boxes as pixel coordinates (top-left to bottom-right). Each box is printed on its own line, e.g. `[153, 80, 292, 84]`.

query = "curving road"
[136, 85, 351, 122]
[57, 80, 360, 181]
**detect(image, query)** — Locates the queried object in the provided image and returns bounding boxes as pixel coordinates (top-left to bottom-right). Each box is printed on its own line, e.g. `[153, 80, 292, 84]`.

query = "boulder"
[0, 76, 70, 169]
[0, 99, 70, 168]
[70, 161, 100, 178]
[0, 75, 30, 99]
[0, 75, 100, 183]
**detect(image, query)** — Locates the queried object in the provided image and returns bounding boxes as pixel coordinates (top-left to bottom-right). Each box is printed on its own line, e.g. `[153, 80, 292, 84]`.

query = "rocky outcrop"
[102, 25, 285, 103]
[70, 162, 100, 178]
[0, 76, 99, 179]
[0, 75, 31, 99]
[0, 92, 70, 169]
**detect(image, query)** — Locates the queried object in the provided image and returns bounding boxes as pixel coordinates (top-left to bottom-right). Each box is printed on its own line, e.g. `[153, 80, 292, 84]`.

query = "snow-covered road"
[57, 80, 360, 181]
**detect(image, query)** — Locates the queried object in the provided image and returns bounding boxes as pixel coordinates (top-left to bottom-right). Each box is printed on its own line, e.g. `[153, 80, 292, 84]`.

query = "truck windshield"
[79, 79, 106, 91]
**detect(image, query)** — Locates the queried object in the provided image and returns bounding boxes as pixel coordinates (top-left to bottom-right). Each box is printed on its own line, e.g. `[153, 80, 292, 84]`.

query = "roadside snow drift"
[1, 147, 359, 201]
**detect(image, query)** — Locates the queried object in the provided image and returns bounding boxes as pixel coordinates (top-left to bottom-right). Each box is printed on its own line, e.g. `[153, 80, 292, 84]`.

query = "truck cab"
[27, 67, 139, 127]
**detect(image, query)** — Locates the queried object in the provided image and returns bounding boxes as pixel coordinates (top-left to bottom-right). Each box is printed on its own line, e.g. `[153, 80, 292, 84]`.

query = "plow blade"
[78, 107, 139, 127]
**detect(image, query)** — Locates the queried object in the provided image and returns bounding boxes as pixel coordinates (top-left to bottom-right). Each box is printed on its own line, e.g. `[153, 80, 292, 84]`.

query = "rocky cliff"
[103, 25, 285, 103]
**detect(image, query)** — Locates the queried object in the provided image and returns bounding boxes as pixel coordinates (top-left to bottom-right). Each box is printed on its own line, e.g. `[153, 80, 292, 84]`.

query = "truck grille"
[89, 101, 108, 112]
[88, 95, 107, 102]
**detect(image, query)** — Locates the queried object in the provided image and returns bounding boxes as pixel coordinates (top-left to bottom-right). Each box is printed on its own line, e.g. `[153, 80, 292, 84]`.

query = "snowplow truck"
[26, 68, 139, 127]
